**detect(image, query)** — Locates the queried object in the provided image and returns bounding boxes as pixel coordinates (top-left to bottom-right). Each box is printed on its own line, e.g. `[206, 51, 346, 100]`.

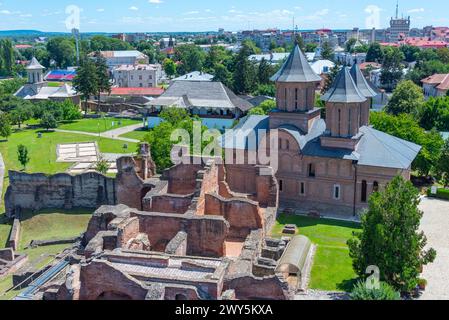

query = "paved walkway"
[0, 152, 4, 207]
[419, 197, 449, 300]
[54, 122, 145, 144]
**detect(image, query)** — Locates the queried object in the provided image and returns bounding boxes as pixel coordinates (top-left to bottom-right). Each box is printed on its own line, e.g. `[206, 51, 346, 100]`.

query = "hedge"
[427, 188, 449, 200]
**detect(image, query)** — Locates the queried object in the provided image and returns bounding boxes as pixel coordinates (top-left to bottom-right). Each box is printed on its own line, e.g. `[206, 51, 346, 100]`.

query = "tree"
[366, 42, 384, 63]
[0, 39, 15, 76]
[248, 107, 266, 115]
[212, 63, 232, 88]
[9, 104, 33, 129]
[17, 144, 30, 170]
[232, 42, 258, 94]
[321, 64, 340, 94]
[305, 43, 318, 53]
[163, 58, 177, 78]
[400, 45, 420, 63]
[46, 37, 76, 68]
[418, 97, 449, 131]
[40, 112, 57, 131]
[321, 41, 334, 61]
[0, 113, 12, 140]
[95, 155, 110, 175]
[0, 78, 26, 96]
[345, 38, 357, 53]
[295, 34, 306, 53]
[93, 51, 111, 110]
[380, 47, 405, 91]
[436, 47, 449, 64]
[370, 112, 444, 176]
[348, 176, 436, 293]
[435, 139, 449, 187]
[73, 57, 99, 114]
[350, 281, 400, 300]
[174, 44, 205, 75]
[257, 58, 274, 84]
[60, 100, 82, 121]
[386, 80, 424, 116]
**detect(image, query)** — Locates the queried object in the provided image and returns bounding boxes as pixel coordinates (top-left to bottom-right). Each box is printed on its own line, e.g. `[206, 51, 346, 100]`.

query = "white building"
[113, 64, 162, 88]
[335, 52, 367, 66]
[95, 51, 149, 68]
[311, 60, 335, 75]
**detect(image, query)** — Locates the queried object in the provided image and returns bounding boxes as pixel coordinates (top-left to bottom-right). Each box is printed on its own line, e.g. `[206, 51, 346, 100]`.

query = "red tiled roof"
[109, 87, 165, 96]
[15, 44, 33, 49]
[359, 62, 382, 70]
[421, 74, 449, 91]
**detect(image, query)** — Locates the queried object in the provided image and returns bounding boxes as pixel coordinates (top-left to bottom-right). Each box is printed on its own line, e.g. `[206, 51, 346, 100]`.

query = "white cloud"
[149, 0, 163, 4]
[408, 8, 425, 13]
[129, 6, 139, 11]
[97, 8, 105, 12]
[183, 11, 199, 15]
[0, 9, 11, 14]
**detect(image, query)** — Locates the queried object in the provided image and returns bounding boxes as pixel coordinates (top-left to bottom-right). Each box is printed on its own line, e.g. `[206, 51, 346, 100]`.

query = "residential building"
[421, 74, 449, 97]
[112, 64, 162, 88]
[94, 51, 149, 68]
[222, 45, 420, 216]
[335, 52, 367, 66]
[145, 80, 253, 129]
[389, 3, 411, 42]
[310, 60, 335, 75]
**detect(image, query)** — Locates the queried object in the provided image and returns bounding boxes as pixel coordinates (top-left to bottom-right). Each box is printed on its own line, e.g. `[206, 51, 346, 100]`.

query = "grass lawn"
[0, 209, 91, 300]
[58, 117, 142, 133]
[0, 128, 137, 250]
[120, 129, 150, 141]
[272, 214, 361, 292]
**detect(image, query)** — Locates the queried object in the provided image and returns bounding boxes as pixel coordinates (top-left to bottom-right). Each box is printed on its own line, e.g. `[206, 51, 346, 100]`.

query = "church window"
[361, 180, 368, 203]
[308, 163, 316, 177]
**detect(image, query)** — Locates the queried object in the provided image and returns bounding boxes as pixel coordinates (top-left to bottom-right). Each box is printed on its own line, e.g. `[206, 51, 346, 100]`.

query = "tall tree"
[435, 139, 449, 187]
[348, 176, 436, 293]
[174, 44, 205, 75]
[232, 42, 258, 94]
[0, 39, 15, 76]
[93, 51, 111, 110]
[380, 46, 405, 91]
[17, 144, 30, 170]
[258, 58, 273, 84]
[386, 80, 424, 116]
[321, 64, 341, 94]
[0, 113, 12, 140]
[321, 41, 334, 61]
[73, 57, 99, 114]
[163, 58, 177, 78]
[46, 37, 76, 68]
[212, 63, 232, 88]
[366, 42, 384, 63]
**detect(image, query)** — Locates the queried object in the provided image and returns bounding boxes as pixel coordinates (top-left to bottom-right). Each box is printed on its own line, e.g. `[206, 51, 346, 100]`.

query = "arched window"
[373, 181, 379, 192]
[361, 180, 367, 203]
[286, 140, 290, 150]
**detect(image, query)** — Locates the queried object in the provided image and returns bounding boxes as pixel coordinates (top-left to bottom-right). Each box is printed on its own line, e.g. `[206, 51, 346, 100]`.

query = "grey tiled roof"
[350, 64, 379, 98]
[221, 116, 420, 170]
[321, 67, 367, 103]
[270, 45, 322, 83]
[148, 80, 253, 112]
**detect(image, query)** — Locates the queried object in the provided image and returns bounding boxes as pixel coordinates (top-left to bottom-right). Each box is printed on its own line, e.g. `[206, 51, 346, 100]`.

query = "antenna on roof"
[396, 0, 399, 19]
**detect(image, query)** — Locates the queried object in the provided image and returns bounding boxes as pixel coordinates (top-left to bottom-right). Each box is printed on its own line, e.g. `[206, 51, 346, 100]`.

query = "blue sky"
[0, 0, 448, 32]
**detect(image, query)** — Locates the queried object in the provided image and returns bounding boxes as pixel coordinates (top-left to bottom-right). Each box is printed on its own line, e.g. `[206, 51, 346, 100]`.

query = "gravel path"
[419, 197, 449, 300]
[54, 122, 144, 144]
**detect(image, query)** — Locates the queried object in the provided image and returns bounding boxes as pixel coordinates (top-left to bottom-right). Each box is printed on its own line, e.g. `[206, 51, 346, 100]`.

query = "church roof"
[270, 45, 322, 83]
[26, 57, 44, 70]
[321, 67, 367, 103]
[350, 64, 379, 98]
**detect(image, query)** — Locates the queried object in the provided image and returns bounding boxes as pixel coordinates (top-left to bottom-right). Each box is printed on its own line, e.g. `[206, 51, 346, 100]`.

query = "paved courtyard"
[419, 197, 449, 300]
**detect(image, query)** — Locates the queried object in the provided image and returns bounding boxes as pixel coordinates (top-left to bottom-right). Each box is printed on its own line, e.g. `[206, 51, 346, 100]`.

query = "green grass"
[58, 117, 141, 133]
[0, 128, 137, 249]
[119, 129, 150, 141]
[272, 214, 361, 292]
[0, 209, 91, 300]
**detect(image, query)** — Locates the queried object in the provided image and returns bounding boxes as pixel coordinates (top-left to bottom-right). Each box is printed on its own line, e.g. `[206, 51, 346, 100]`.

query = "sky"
[0, 0, 448, 33]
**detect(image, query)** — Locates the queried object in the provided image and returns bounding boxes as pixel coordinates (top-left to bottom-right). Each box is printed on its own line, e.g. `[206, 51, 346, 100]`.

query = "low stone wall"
[8, 218, 21, 251]
[28, 237, 79, 249]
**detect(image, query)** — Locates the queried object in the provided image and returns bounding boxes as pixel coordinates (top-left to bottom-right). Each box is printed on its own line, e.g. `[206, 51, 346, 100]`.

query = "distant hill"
[0, 30, 70, 38]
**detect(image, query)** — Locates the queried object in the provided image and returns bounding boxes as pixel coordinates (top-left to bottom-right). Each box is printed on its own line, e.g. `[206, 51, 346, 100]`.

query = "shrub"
[350, 281, 401, 300]
[427, 188, 449, 200]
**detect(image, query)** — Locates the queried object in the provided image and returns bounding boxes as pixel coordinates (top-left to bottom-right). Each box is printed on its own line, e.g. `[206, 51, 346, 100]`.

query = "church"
[222, 44, 421, 216]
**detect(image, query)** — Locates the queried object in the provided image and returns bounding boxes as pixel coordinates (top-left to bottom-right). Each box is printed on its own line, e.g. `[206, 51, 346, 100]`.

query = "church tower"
[320, 67, 369, 150]
[269, 44, 322, 133]
[26, 57, 45, 84]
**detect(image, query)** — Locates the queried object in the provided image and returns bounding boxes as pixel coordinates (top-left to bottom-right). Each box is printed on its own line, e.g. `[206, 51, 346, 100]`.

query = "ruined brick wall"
[136, 212, 229, 258]
[194, 161, 219, 215]
[5, 171, 116, 218]
[77, 260, 149, 300]
[143, 194, 192, 214]
[116, 157, 146, 210]
[224, 275, 288, 300]
[204, 194, 263, 240]
[161, 163, 204, 195]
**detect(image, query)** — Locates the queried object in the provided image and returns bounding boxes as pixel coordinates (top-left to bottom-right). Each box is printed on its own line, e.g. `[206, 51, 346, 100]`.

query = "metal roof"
[350, 64, 379, 98]
[270, 45, 322, 83]
[148, 80, 253, 112]
[276, 236, 311, 275]
[321, 67, 367, 103]
[26, 57, 44, 70]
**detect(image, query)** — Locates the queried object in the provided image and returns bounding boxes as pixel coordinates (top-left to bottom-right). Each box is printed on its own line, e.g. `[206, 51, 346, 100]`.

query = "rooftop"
[421, 73, 449, 91]
[109, 87, 165, 96]
[172, 71, 214, 82]
[270, 45, 322, 83]
[321, 67, 367, 103]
